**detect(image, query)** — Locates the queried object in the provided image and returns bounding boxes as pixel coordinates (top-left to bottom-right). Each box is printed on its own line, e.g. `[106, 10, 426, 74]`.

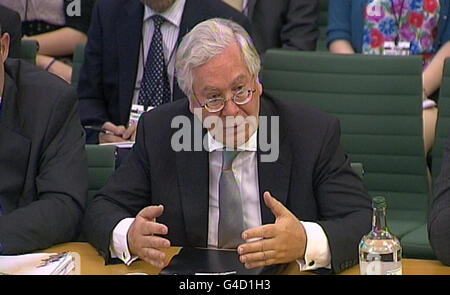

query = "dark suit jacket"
[0, 59, 88, 255]
[0, 4, 22, 58]
[429, 132, 450, 265]
[78, 0, 251, 143]
[247, 0, 319, 54]
[83, 93, 372, 274]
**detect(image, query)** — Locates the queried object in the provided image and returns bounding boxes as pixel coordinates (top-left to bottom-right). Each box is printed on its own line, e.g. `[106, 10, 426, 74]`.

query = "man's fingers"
[122, 123, 137, 140]
[138, 205, 164, 221]
[263, 191, 288, 218]
[139, 220, 169, 236]
[139, 235, 171, 249]
[102, 122, 126, 135]
[242, 224, 276, 241]
[141, 247, 167, 268]
[238, 236, 275, 255]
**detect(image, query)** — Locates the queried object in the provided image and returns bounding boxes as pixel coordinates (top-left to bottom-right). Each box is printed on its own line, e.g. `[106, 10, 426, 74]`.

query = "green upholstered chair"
[20, 39, 39, 65]
[262, 50, 430, 252]
[77, 144, 116, 241]
[71, 43, 86, 88]
[317, 0, 329, 51]
[86, 144, 116, 204]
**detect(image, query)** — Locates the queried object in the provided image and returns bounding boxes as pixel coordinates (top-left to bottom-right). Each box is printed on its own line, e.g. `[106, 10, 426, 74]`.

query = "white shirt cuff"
[109, 218, 139, 266]
[296, 221, 332, 271]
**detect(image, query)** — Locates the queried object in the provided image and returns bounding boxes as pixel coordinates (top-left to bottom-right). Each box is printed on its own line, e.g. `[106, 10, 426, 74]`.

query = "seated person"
[2, 0, 96, 82]
[0, 25, 88, 255]
[83, 18, 372, 274]
[0, 4, 21, 58]
[77, 0, 250, 144]
[429, 131, 450, 266]
[222, 0, 320, 54]
[327, 0, 450, 155]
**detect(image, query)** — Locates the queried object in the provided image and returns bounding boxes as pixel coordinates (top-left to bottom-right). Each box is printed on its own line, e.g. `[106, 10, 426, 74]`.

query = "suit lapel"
[175, 114, 209, 247]
[257, 94, 291, 224]
[117, 0, 144, 124]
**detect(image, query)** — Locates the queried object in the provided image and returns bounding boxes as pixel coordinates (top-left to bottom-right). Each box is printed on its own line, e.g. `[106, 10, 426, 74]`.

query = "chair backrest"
[71, 43, 86, 88]
[432, 58, 450, 180]
[317, 0, 329, 51]
[20, 39, 39, 65]
[262, 50, 429, 236]
[86, 144, 116, 204]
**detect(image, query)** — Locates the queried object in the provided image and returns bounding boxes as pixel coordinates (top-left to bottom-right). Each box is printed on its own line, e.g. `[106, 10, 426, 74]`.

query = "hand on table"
[238, 192, 307, 269]
[127, 205, 171, 268]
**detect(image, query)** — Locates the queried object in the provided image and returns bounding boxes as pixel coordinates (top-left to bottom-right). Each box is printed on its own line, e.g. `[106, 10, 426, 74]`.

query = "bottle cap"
[372, 196, 387, 209]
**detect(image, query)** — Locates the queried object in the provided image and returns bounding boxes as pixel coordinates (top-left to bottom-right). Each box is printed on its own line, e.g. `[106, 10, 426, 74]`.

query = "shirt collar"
[207, 130, 258, 152]
[144, 0, 186, 27]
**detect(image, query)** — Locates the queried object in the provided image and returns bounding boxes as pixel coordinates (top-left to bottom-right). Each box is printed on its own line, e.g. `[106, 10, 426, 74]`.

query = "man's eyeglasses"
[197, 87, 256, 113]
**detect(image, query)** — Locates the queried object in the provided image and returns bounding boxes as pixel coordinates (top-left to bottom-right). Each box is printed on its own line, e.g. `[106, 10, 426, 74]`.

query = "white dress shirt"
[131, 0, 186, 106]
[110, 130, 331, 270]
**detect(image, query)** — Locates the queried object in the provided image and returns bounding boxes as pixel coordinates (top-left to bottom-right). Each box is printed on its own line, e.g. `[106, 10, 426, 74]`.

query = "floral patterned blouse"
[363, 0, 440, 67]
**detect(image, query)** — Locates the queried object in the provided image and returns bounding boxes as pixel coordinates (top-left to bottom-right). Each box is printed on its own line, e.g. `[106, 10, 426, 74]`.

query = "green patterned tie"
[218, 150, 245, 248]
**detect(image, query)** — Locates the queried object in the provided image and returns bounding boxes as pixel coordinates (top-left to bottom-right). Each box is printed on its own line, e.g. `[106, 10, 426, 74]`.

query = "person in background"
[429, 131, 450, 266]
[77, 0, 250, 144]
[1, 0, 96, 82]
[83, 18, 372, 274]
[0, 24, 88, 255]
[0, 5, 21, 58]
[327, 0, 450, 156]
[222, 0, 320, 55]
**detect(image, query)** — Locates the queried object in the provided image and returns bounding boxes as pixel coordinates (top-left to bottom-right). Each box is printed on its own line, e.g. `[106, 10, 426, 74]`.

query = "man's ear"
[0, 33, 10, 62]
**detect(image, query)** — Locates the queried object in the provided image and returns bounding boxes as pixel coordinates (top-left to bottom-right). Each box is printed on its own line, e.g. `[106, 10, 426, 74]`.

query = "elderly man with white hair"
[83, 18, 372, 274]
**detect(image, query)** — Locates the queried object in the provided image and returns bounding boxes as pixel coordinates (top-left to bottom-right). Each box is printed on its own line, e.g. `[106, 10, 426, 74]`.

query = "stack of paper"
[0, 252, 77, 275]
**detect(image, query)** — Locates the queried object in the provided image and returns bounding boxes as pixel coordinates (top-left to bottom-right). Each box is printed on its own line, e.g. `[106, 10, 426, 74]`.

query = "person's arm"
[423, 41, 450, 98]
[312, 118, 372, 273]
[77, 2, 110, 144]
[329, 40, 355, 54]
[25, 28, 87, 57]
[82, 114, 160, 264]
[35, 54, 72, 83]
[327, 0, 355, 53]
[0, 87, 88, 254]
[279, 0, 320, 51]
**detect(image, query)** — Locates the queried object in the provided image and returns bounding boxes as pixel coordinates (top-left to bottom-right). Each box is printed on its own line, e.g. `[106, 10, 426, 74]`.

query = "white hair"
[175, 18, 261, 101]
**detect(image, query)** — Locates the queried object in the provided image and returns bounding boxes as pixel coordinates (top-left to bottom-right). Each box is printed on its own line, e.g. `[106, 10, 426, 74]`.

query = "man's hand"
[237, 192, 307, 269]
[99, 122, 126, 143]
[127, 205, 171, 268]
[99, 122, 137, 143]
[122, 122, 137, 142]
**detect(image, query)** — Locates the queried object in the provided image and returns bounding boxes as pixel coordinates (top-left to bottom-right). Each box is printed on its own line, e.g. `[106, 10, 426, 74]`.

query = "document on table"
[0, 252, 80, 275]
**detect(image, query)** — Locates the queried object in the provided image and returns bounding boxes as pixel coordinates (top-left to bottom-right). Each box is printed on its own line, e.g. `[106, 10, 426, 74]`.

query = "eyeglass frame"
[194, 87, 257, 113]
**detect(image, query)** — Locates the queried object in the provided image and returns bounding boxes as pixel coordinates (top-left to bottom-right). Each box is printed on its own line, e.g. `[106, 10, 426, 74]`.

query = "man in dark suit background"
[0, 5, 21, 58]
[429, 132, 450, 266]
[83, 18, 371, 273]
[0, 25, 88, 254]
[223, 0, 319, 54]
[78, 0, 250, 144]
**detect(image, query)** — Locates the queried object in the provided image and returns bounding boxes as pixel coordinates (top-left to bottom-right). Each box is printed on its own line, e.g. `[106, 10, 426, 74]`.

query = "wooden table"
[42, 242, 450, 275]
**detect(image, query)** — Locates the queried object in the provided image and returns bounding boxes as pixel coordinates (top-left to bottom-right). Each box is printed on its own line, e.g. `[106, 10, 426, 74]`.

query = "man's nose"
[221, 97, 240, 116]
